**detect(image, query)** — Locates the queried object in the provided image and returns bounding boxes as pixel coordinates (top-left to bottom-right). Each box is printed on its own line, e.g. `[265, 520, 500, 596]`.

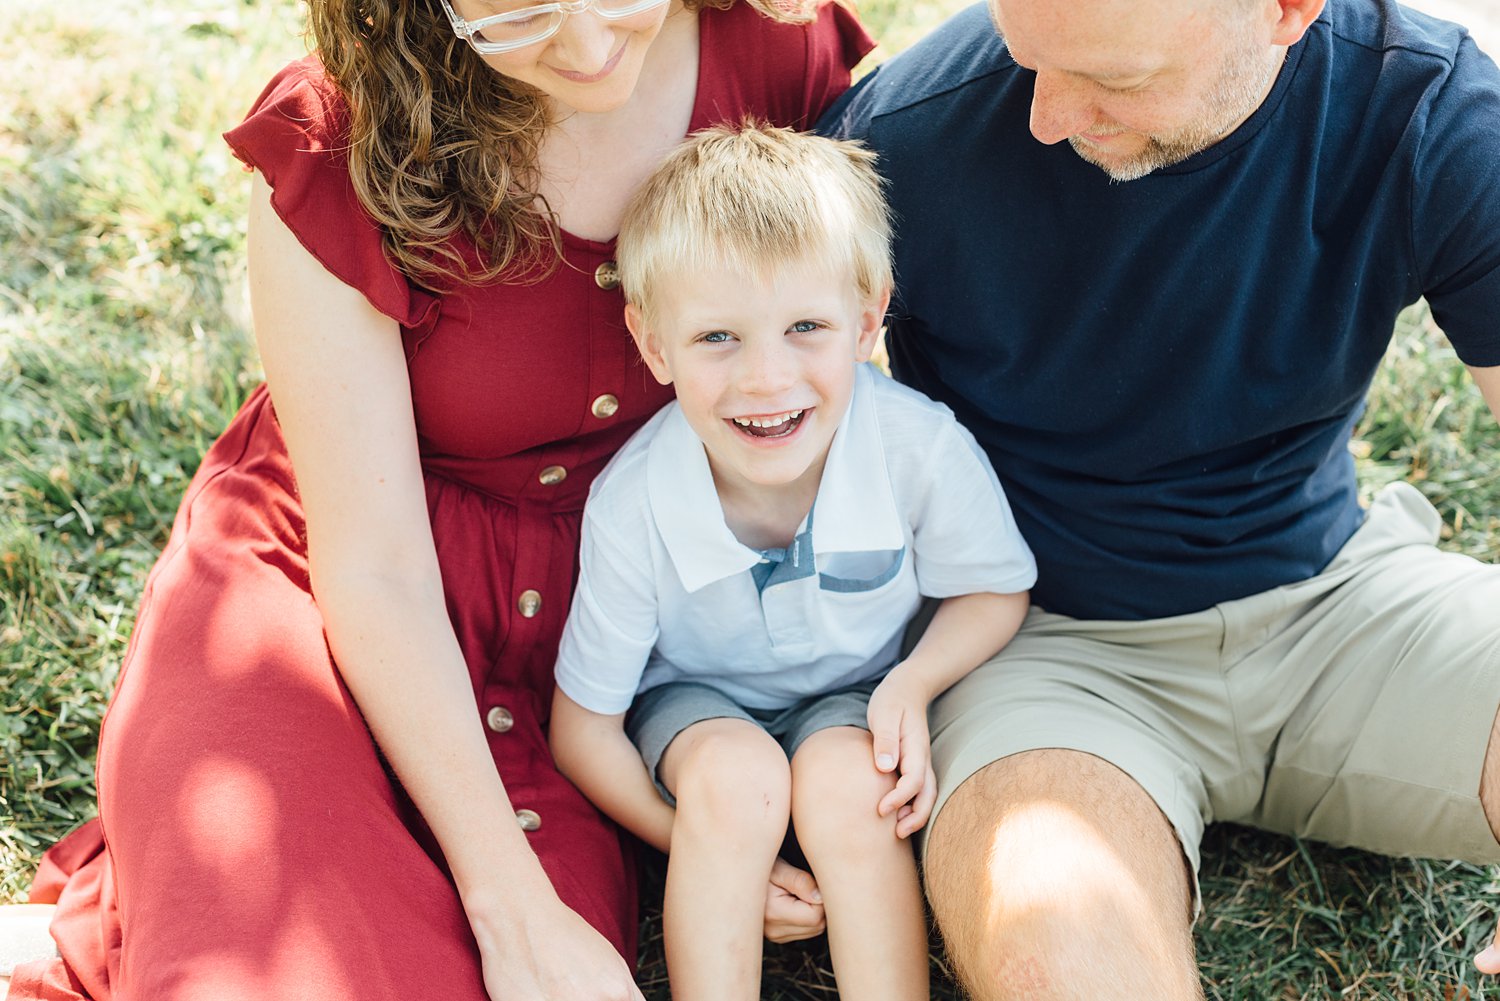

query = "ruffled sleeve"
[697, 1, 877, 130]
[223, 56, 438, 327]
[800, 2, 878, 124]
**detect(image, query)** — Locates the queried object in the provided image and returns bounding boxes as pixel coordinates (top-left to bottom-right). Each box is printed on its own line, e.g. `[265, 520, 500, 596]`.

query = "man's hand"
[867, 669, 938, 839]
[764, 857, 825, 943]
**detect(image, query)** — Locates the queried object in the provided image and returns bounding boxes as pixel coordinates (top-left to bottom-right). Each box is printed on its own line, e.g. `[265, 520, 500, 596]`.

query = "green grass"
[2, 1, 1497, 998]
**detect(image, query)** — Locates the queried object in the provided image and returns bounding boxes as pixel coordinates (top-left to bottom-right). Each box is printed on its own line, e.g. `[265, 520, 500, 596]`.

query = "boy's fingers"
[897, 765, 939, 838]
[868, 708, 902, 773]
[878, 735, 928, 814]
[769, 857, 823, 903]
[764, 893, 826, 944]
[878, 766, 925, 816]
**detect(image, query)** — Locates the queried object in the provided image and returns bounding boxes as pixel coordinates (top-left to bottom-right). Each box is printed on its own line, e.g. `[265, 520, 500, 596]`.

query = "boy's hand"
[764, 857, 825, 943]
[867, 670, 938, 839]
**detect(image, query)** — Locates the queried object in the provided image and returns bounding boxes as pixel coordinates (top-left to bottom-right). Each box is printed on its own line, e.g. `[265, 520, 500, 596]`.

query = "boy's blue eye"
[790, 320, 820, 334]
[702, 331, 732, 343]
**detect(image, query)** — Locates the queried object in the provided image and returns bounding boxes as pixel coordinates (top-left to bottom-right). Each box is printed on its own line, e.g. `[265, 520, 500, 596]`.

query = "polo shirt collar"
[647, 364, 905, 594]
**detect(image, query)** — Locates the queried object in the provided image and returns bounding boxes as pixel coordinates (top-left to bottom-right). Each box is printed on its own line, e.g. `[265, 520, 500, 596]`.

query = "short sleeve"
[696, 1, 876, 130]
[554, 508, 662, 715]
[1412, 36, 1500, 366]
[800, 2, 878, 124]
[223, 57, 438, 327]
[909, 420, 1037, 599]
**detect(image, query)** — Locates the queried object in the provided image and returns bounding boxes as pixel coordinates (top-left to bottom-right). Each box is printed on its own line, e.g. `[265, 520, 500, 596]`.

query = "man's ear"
[854, 286, 893, 364]
[625, 303, 674, 386]
[1264, 0, 1325, 47]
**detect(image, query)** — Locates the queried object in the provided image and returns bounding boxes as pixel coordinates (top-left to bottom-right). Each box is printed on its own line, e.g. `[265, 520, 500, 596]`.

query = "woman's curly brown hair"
[306, 0, 819, 290]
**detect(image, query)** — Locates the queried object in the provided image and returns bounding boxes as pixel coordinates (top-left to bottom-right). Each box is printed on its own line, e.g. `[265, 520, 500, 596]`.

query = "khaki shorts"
[926, 482, 1500, 908]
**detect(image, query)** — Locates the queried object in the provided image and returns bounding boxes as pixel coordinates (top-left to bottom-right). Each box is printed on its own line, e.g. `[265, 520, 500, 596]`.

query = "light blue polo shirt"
[554, 364, 1037, 714]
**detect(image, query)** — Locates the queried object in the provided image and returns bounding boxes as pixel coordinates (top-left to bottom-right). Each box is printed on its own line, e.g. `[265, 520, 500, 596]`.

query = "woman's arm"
[246, 173, 640, 1001]
[550, 688, 676, 852]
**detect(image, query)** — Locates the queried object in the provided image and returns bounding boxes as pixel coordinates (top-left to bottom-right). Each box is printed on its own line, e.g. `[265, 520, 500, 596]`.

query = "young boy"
[549, 124, 1036, 1000]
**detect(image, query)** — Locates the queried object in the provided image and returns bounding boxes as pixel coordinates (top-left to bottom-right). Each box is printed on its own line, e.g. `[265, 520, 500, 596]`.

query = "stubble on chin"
[1070, 40, 1281, 183]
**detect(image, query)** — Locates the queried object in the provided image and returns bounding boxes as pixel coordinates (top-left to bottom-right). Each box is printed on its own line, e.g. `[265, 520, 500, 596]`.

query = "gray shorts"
[925, 482, 1500, 912]
[626, 678, 881, 804]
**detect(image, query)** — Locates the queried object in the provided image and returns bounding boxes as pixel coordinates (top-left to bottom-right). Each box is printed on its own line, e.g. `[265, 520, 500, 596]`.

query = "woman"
[7, 1, 871, 997]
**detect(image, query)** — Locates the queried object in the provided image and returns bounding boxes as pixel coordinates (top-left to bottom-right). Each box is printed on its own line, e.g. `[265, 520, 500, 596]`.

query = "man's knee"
[925, 749, 1200, 1001]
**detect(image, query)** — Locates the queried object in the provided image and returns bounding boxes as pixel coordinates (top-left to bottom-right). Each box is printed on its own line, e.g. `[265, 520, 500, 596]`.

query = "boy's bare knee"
[666, 719, 791, 837]
[789, 727, 897, 841]
[926, 751, 1200, 1001]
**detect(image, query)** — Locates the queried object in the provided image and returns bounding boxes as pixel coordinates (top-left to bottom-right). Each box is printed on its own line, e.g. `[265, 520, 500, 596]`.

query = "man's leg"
[1470, 712, 1500, 971]
[1247, 484, 1500, 864]
[925, 749, 1202, 1001]
[1482, 711, 1500, 839]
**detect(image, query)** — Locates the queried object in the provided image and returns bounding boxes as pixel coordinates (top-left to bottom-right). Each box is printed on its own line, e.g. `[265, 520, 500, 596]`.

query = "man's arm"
[1468, 364, 1500, 420]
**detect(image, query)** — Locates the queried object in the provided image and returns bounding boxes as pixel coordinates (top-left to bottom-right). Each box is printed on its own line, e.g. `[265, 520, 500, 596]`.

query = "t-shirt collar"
[647, 364, 905, 593]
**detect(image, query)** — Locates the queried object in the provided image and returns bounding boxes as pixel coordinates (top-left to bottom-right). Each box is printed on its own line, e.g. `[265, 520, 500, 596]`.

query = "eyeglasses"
[439, 0, 672, 54]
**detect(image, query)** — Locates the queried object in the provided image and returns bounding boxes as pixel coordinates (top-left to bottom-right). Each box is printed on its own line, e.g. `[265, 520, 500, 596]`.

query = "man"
[821, 0, 1500, 996]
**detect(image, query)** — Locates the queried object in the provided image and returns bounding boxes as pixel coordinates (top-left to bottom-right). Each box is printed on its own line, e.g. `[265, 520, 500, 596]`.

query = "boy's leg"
[657, 717, 791, 1001]
[790, 725, 928, 1000]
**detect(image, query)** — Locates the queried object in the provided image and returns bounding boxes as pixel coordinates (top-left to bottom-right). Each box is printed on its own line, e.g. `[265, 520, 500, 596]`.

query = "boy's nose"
[736, 343, 798, 395]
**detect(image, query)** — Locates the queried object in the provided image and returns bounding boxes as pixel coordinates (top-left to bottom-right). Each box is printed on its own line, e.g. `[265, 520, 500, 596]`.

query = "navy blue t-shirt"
[821, 0, 1500, 620]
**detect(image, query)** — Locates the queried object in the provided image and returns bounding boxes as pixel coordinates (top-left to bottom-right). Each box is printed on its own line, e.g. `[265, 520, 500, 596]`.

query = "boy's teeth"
[733, 409, 803, 428]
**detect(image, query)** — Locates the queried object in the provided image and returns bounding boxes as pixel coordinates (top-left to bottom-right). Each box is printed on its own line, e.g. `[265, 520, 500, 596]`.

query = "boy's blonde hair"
[616, 123, 893, 319]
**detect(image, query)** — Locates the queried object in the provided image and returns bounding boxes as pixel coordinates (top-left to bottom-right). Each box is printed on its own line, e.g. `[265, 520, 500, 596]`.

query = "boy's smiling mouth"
[729, 408, 807, 439]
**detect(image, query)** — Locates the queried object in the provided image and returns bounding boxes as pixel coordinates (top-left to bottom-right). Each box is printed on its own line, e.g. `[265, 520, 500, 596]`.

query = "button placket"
[593, 260, 620, 290]
[590, 393, 619, 419]
[486, 706, 514, 733]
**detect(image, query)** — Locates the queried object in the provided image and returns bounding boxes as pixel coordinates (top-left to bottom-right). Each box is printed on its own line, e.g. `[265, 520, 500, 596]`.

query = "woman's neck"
[534, 6, 700, 241]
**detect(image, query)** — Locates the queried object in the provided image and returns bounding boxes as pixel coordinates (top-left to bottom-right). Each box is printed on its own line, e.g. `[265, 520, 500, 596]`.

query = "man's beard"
[1069, 37, 1280, 182]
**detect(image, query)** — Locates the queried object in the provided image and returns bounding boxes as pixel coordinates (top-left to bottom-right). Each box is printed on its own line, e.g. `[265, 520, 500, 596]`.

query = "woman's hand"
[472, 892, 644, 1001]
[764, 856, 826, 943]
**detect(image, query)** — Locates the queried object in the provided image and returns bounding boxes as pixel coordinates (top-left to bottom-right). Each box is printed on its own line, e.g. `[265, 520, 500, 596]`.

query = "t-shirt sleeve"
[799, 2, 878, 124]
[1412, 35, 1500, 367]
[554, 505, 661, 716]
[909, 419, 1038, 599]
[223, 57, 438, 327]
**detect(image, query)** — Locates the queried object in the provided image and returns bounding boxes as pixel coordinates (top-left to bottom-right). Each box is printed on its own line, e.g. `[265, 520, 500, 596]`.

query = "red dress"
[11, 7, 872, 999]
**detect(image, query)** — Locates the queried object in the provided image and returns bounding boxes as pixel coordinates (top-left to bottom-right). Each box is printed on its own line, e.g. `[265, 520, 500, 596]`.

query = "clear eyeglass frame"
[439, 0, 672, 55]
